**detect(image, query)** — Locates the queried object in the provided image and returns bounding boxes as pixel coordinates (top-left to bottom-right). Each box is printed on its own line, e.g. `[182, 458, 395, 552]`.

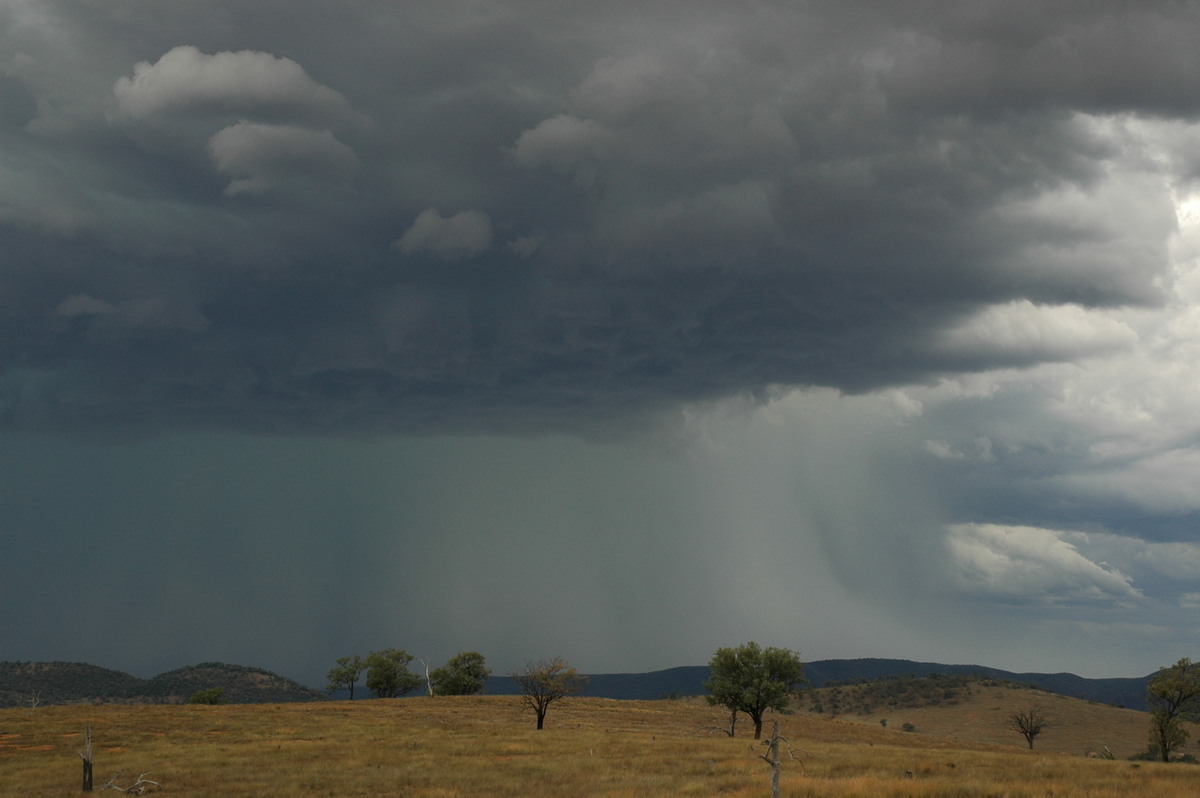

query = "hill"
[5, 656, 1153, 709]
[486, 658, 1150, 710]
[0, 661, 323, 707]
[0, 662, 143, 707]
[139, 663, 325, 704]
[797, 674, 1183, 759]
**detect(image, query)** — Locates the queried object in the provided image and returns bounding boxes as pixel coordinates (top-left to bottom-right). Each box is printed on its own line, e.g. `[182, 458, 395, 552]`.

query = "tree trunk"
[766, 720, 781, 798]
[81, 724, 93, 792]
[752, 713, 764, 740]
[536, 711, 545, 730]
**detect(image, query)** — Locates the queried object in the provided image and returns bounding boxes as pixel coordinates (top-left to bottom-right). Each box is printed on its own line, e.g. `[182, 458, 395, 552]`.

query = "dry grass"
[1, 692, 1197, 797]
[807, 682, 1176, 759]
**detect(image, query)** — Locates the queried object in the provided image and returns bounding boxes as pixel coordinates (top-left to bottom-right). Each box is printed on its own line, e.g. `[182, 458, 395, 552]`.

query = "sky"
[3, 1, 1200, 689]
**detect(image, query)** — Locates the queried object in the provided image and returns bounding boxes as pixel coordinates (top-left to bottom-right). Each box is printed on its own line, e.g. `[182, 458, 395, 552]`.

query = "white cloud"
[207, 122, 359, 196]
[113, 46, 360, 125]
[934, 300, 1138, 362]
[945, 523, 1143, 604]
[395, 208, 493, 259]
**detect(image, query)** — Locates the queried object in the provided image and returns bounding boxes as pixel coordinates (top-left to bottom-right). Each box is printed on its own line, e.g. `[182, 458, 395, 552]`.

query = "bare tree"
[80, 725, 94, 792]
[419, 657, 435, 696]
[759, 719, 803, 798]
[512, 657, 588, 730]
[1007, 702, 1049, 749]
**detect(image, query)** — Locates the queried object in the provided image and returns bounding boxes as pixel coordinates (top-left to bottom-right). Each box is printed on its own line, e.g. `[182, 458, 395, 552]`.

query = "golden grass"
[1, 693, 1197, 797]
[805, 682, 1179, 759]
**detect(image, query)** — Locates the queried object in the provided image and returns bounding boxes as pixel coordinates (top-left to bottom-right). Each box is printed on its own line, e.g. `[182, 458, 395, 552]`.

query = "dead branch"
[699, 725, 734, 737]
[696, 708, 738, 737]
[100, 771, 160, 794]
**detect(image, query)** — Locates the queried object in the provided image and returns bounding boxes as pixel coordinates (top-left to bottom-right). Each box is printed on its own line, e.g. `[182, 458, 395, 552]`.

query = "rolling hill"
[486, 658, 1151, 710]
[2, 657, 1153, 709]
[0, 661, 323, 707]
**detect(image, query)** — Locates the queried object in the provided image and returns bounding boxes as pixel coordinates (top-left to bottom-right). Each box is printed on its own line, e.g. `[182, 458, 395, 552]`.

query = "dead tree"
[759, 720, 803, 798]
[79, 725, 94, 792]
[1007, 702, 1049, 749]
[420, 657, 435, 696]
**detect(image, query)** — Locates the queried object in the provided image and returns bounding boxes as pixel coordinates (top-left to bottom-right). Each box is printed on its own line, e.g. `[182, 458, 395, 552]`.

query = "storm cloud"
[4, 1, 1200, 684]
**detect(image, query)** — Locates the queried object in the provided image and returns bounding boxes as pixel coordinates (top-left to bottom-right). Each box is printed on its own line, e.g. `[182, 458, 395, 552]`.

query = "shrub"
[188, 687, 225, 705]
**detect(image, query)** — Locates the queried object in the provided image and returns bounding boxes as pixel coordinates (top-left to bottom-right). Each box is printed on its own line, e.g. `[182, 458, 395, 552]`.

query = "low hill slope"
[801, 675, 1182, 759]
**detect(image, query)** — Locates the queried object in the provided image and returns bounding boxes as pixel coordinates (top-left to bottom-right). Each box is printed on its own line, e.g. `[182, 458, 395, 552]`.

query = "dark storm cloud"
[1, 1, 1196, 434]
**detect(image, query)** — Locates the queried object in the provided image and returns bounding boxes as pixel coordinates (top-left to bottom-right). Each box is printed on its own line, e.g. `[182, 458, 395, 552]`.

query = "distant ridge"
[4, 658, 1151, 710]
[0, 661, 323, 707]
[488, 658, 1150, 710]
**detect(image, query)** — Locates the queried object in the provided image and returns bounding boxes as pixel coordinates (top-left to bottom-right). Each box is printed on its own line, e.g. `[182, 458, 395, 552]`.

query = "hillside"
[0, 662, 143, 707]
[486, 658, 1151, 710]
[798, 674, 1183, 760]
[0, 661, 323, 707]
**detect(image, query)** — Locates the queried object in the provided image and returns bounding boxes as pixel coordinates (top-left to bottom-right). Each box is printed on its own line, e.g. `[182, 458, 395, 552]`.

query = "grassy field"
[1, 690, 1198, 796]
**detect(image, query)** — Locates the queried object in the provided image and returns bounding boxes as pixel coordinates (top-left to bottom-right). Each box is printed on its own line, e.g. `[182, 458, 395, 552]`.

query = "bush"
[188, 687, 225, 705]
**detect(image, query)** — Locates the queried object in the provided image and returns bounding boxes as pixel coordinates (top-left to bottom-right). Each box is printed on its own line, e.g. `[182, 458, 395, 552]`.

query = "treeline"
[327, 651, 491, 699]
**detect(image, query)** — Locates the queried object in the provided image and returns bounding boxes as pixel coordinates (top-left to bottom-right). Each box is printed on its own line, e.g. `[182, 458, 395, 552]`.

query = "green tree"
[704, 642, 805, 740]
[365, 649, 422, 698]
[431, 651, 491, 696]
[187, 687, 225, 705]
[1147, 658, 1200, 762]
[326, 655, 365, 700]
[513, 657, 588, 729]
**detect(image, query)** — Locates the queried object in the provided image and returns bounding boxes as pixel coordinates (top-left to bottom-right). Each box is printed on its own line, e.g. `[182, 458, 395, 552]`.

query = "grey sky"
[3, 1, 1200, 687]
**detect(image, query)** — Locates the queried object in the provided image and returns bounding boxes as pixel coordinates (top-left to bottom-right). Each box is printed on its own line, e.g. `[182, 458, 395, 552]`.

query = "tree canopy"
[326, 655, 365, 700]
[431, 651, 491, 696]
[704, 642, 805, 739]
[364, 649, 422, 699]
[1147, 657, 1200, 762]
[513, 657, 588, 729]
